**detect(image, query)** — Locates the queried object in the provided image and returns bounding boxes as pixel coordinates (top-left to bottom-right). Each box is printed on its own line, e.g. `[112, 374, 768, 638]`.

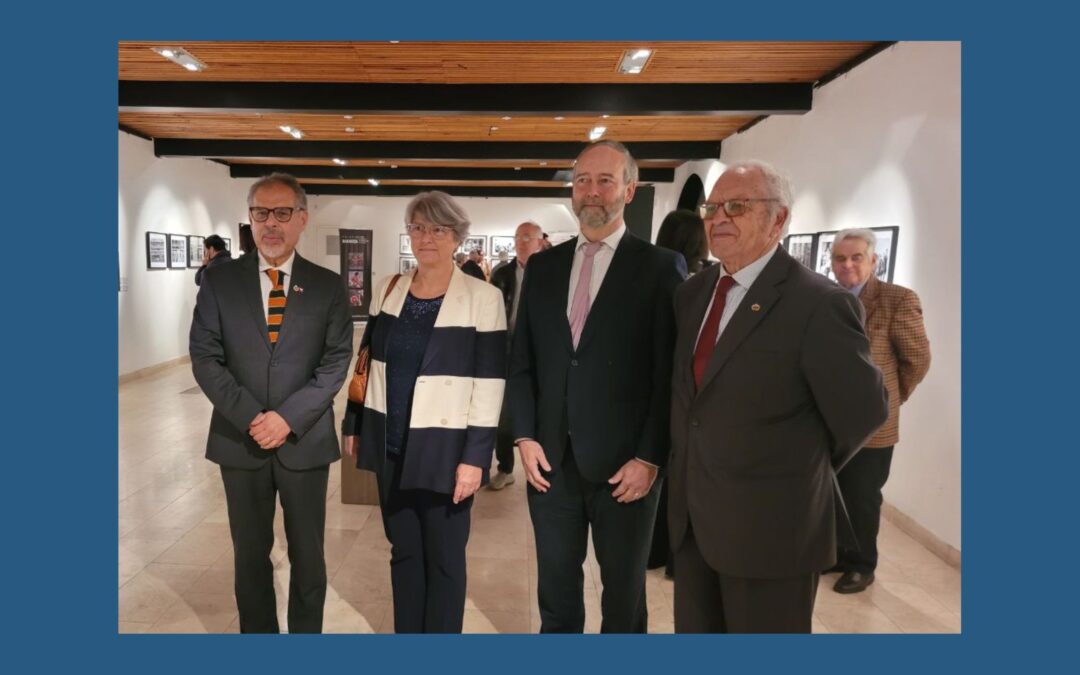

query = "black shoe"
[833, 571, 875, 594]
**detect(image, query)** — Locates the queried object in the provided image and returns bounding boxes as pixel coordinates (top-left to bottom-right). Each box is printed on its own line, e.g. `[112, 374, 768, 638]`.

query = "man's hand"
[202, 248, 212, 265]
[342, 434, 358, 457]
[608, 458, 658, 504]
[517, 439, 552, 492]
[452, 463, 483, 504]
[249, 411, 291, 450]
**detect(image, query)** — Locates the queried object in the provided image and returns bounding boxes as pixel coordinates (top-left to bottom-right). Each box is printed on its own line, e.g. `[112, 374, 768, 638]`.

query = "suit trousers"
[220, 455, 329, 633]
[494, 397, 515, 475]
[837, 445, 895, 573]
[528, 440, 660, 633]
[673, 525, 818, 633]
[377, 452, 473, 633]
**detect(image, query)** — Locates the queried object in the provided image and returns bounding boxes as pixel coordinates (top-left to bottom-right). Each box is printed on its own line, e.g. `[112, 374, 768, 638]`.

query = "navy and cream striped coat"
[342, 265, 507, 497]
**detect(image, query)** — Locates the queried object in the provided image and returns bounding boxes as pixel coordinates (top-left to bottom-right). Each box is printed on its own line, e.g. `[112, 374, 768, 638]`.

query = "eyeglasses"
[515, 235, 539, 243]
[249, 206, 304, 223]
[406, 223, 455, 240]
[698, 199, 779, 219]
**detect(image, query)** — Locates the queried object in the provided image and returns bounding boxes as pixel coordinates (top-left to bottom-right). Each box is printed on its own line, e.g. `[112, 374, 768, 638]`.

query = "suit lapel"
[548, 240, 575, 352]
[240, 252, 273, 354]
[697, 249, 793, 394]
[420, 266, 468, 372]
[576, 233, 640, 353]
[859, 275, 880, 323]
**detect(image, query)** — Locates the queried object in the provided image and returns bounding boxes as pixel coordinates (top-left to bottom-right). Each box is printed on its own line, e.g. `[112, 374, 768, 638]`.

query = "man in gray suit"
[190, 173, 353, 633]
[668, 161, 887, 633]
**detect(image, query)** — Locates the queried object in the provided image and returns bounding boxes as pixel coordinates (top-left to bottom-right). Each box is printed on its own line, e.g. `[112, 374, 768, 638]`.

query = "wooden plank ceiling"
[118, 41, 887, 197]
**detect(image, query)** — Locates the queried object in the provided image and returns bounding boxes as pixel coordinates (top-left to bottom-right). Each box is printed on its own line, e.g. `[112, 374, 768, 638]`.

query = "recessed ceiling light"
[618, 48, 653, 75]
[589, 126, 607, 141]
[150, 46, 207, 72]
[389, 41, 400, 44]
[332, 158, 347, 166]
[502, 116, 512, 121]
[344, 115, 353, 120]
[539, 161, 548, 167]
[554, 116, 565, 121]
[390, 164, 398, 169]
[368, 178, 380, 187]
[490, 126, 499, 132]
[565, 182, 573, 187]
[601, 114, 610, 119]
[378, 160, 385, 165]
[514, 167, 521, 171]
[345, 127, 355, 133]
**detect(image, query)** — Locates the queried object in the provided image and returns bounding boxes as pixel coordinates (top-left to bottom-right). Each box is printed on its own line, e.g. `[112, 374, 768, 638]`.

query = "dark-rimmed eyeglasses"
[698, 199, 779, 219]
[406, 223, 455, 240]
[249, 206, 304, 223]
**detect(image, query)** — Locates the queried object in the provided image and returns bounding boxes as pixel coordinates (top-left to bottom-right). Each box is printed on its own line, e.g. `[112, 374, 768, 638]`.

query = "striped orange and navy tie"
[266, 269, 287, 344]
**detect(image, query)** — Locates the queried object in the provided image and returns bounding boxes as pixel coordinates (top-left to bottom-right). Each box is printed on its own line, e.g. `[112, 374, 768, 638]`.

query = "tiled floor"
[119, 357, 961, 634]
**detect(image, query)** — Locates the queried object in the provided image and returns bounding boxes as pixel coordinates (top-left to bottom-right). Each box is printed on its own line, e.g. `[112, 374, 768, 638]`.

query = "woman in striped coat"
[342, 191, 507, 633]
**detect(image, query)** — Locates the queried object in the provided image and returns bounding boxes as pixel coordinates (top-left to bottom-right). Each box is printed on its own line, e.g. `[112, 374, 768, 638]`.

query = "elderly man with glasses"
[189, 172, 353, 633]
[667, 161, 888, 633]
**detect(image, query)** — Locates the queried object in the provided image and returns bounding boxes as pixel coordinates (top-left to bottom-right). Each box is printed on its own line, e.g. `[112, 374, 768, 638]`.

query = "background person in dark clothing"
[194, 234, 233, 286]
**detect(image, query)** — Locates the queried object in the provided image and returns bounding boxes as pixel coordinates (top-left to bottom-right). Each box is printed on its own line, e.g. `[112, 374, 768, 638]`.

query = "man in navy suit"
[509, 141, 685, 632]
[190, 173, 353, 633]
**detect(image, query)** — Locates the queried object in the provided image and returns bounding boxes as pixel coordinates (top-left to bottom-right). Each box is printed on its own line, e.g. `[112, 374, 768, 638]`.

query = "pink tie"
[569, 241, 603, 349]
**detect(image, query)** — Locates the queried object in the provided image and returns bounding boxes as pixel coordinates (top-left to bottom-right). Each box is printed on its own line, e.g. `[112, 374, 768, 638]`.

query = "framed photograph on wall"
[146, 231, 168, 269]
[399, 257, 418, 275]
[870, 226, 899, 283]
[399, 234, 412, 255]
[458, 235, 486, 255]
[222, 237, 232, 253]
[187, 235, 204, 267]
[490, 235, 516, 258]
[168, 234, 188, 269]
[814, 232, 837, 281]
[783, 233, 817, 270]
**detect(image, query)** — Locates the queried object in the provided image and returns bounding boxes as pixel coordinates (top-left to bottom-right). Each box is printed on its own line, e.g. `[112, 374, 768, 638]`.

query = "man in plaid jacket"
[829, 228, 932, 594]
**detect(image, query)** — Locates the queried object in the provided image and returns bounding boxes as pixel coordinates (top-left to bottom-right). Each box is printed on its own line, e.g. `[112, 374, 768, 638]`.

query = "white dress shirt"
[258, 250, 295, 318]
[696, 245, 779, 346]
[566, 223, 626, 318]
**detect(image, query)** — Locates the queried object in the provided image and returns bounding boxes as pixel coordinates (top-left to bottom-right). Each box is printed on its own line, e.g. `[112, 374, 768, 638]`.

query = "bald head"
[514, 221, 544, 267]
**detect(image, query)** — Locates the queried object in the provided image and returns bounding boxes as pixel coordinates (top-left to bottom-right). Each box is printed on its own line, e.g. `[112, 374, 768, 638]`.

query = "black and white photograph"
[490, 235, 516, 257]
[399, 234, 412, 255]
[871, 226, 899, 282]
[399, 257, 418, 275]
[168, 234, 188, 269]
[814, 231, 837, 281]
[187, 235, 204, 268]
[222, 236, 232, 253]
[145, 231, 168, 269]
[783, 233, 816, 270]
[458, 235, 486, 255]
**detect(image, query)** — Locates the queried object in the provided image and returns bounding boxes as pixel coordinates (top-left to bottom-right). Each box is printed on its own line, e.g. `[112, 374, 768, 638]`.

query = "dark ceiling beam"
[302, 183, 572, 199]
[120, 82, 813, 117]
[229, 163, 674, 183]
[156, 139, 721, 161]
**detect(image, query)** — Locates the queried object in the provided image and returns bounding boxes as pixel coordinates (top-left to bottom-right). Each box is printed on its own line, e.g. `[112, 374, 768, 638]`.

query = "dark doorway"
[677, 174, 705, 211]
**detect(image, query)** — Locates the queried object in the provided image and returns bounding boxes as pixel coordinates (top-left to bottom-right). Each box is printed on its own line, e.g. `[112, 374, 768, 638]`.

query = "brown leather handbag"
[347, 274, 401, 404]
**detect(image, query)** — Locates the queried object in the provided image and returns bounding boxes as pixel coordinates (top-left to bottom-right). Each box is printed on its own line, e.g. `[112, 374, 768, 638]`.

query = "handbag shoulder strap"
[382, 273, 402, 307]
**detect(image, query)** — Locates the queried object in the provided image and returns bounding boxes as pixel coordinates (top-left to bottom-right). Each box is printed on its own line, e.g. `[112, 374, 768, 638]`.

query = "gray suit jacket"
[668, 246, 888, 579]
[190, 251, 354, 470]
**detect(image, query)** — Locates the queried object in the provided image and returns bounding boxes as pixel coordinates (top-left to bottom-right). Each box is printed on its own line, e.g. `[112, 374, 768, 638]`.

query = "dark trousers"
[377, 454, 473, 633]
[220, 456, 329, 633]
[528, 441, 660, 633]
[836, 445, 895, 573]
[494, 398, 515, 474]
[673, 525, 817, 633]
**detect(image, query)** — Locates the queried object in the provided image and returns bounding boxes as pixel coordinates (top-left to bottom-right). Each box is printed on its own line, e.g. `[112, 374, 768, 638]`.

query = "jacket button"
[571, 359, 579, 366]
[271, 360, 279, 366]
[445, 379, 452, 386]
[441, 418, 448, 425]
[691, 419, 700, 427]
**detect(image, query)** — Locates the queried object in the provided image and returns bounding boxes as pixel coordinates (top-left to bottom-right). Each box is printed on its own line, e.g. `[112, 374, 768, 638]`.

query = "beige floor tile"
[151, 592, 238, 633]
[813, 602, 902, 633]
[119, 565, 202, 624]
[118, 621, 153, 634]
[322, 598, 388, 633]
[329, 556, 393, 602]
[463, 609, 531, 634]
[464, 556, 531, 613]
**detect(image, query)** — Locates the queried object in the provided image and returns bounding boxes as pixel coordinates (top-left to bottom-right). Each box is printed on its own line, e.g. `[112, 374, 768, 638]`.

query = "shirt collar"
[576, 222, 626, 253]
[847, 279, 868, 297]
[723, 244, 779, 290]
[258, 250, 296, 278]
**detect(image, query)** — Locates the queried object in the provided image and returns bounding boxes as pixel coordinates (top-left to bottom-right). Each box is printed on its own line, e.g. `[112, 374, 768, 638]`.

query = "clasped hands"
[517, 440, 657, 503]
[249, 411, 291, 450]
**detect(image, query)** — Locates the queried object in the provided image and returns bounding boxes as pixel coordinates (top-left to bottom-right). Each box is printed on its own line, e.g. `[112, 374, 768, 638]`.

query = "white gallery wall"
[118, 131, 254, 376]
[719, 42, 962, 550]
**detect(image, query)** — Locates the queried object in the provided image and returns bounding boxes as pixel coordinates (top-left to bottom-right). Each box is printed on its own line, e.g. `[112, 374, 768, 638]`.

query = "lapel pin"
[293, 285, 304, 294]
[751, 303, 761, 312]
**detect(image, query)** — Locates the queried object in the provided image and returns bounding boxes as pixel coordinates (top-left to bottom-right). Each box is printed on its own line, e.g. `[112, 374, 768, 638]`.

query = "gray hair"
[404, 191, 470, 243]
[724, 160, 792, 235]
[247, 172, 308, 210]
[835, 228, 877, 257]
[573, 140, 639, 185]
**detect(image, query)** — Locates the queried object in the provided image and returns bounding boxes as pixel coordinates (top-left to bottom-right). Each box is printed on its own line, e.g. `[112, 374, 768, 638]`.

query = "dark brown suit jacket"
[668, 246, 888, 579]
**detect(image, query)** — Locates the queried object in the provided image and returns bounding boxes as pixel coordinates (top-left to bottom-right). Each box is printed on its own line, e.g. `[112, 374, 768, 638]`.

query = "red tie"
[693, 275, 737, 389]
